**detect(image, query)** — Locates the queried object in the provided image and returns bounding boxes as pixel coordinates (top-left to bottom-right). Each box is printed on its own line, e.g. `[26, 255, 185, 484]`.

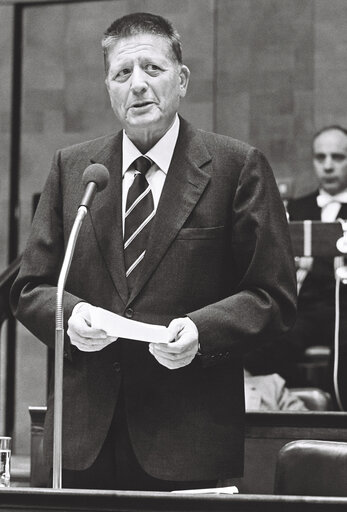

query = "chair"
[289, 387, 333, 410]
[29, 406, 48, 487]
[294, 346, 331, 391]
[274, 439, 347, 496]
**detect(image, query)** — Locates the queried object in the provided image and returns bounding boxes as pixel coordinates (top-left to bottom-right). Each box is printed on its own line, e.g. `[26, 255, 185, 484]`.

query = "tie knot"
[133, 156, 152, 175]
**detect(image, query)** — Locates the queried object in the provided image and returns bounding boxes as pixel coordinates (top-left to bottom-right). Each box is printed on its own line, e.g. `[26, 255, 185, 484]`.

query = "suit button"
[112, 361, 121, 373]
[125, 308, 134, 319]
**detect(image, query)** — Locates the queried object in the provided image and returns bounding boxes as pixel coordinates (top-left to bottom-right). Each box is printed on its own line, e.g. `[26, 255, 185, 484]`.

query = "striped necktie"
[124, 156, 155, 289]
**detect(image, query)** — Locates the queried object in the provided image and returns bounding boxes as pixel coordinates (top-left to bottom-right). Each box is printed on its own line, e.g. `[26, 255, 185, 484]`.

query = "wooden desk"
[1, 487, 347, 512]
[235, 411, 347, 494]
[29, 408, 347, 494]
[10, 456, 30, 487]
[288, 221, 345, 256]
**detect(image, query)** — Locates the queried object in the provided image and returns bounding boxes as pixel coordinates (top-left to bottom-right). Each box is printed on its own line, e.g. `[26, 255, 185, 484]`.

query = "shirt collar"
[122, 114, 180, 176]
[318, 188, 347, 203]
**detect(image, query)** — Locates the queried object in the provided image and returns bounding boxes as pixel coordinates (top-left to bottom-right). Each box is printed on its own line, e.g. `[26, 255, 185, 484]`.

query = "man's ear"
[179, 65, 190, 98]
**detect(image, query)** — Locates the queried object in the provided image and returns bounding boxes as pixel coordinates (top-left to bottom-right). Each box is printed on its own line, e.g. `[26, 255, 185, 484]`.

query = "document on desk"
[90, 306, 171, 344]
[171, 485, 239, 495]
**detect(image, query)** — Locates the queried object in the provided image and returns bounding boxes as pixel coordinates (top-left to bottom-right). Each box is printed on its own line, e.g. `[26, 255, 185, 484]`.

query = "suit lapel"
[88, 132, 129, 305]
[306, 192, 321, 220]
[128, 120, 212, 304]
[338, 204, 347, 219]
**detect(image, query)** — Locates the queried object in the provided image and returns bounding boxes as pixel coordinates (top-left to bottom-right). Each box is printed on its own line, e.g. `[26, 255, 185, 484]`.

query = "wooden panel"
[30, 407, 347, 495]
[215, 0, 347, 199]
[314, 0, 347, 128]
[215, 0, 252, 143]
[216, 0, 314, 191]
[1, 487, 347, 512]
[289, 221, 344, 257]
[237, 411, 347, 494]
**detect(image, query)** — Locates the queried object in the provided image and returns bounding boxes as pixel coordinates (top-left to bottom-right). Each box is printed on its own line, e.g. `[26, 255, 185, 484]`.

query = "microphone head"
[82, 164, 109, 192]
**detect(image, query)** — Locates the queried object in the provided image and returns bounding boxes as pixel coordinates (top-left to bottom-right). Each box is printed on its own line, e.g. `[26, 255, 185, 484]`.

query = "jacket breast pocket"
[176, 226, 225, 240]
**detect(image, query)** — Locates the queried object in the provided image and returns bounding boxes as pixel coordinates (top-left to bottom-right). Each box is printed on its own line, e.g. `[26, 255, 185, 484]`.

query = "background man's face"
[105, 33, 189, 146]
[313, 129, 347, 195]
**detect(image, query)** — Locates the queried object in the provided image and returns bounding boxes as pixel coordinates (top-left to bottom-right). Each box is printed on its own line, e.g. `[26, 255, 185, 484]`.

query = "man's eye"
[314, 154, 325, 163]
[332, 154, 346, 162]
[114, 69, 131, 81]
[146, 64, 161, 74]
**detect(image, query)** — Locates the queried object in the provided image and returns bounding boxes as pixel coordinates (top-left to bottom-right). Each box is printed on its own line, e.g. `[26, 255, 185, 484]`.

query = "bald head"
[313, 127, 347, 195]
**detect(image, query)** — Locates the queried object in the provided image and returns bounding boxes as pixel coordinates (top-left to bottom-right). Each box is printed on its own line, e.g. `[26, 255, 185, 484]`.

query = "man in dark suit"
[246, 126, 347, 404]
[288, 126, 347, 406]
[11, 12, 296, 490]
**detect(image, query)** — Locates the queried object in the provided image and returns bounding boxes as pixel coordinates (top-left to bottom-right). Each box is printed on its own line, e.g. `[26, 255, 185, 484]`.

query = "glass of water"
[0, 437, 11, 487]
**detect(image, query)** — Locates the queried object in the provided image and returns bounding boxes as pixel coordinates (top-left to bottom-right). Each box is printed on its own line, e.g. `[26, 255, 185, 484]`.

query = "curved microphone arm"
[52, 163, 109, 489]
[53, 206, 88, 489]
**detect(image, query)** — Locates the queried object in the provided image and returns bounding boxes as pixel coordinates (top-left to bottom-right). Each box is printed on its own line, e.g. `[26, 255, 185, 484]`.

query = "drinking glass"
[0, 437, 11, 487]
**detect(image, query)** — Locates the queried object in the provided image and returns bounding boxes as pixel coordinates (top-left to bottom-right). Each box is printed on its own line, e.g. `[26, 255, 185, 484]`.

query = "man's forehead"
[314, 130, 347, 152]
[108, 33, 173, 61]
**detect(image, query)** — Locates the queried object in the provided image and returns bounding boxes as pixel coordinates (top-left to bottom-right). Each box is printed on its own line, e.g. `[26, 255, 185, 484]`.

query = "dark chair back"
[274, 439, 347, 496]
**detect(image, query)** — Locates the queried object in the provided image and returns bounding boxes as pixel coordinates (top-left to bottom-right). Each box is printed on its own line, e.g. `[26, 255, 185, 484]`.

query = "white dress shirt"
[121, 115, 180, 234]
[317, 188, 347, 222]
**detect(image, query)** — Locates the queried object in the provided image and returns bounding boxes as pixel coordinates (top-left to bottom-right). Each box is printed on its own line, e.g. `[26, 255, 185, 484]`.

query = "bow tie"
[316, 194, 347, 209]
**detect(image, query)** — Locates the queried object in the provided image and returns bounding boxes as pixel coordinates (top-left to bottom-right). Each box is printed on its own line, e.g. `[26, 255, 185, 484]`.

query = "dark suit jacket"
[11, 118, 296, 481]
[287, 190, 347, 222]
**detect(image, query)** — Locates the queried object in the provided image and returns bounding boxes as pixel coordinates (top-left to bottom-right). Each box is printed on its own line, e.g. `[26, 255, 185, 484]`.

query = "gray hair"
[102, 12, 183, 74]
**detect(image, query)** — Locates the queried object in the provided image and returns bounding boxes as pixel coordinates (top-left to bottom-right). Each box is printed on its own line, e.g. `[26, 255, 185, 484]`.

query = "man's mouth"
[130, 101, 154, 108]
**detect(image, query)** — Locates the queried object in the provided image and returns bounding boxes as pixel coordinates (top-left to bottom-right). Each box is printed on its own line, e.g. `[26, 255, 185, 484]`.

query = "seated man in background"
[244, 370, 308, 411]
[245, 125, 347, 408]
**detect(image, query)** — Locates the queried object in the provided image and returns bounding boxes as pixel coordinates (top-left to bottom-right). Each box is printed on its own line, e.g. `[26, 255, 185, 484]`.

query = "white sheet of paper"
[90, 306, 171, 344]
[171, 486, 239, 495]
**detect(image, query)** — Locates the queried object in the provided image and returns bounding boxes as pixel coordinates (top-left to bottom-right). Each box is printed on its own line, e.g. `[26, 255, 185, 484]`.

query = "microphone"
[80, 163, 109, 209]
[53, 163, 109, 489]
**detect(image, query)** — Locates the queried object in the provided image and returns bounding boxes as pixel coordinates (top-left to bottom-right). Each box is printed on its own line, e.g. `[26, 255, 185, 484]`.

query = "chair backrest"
[289, 387, 333, 411]
[274, 439, 347, 496]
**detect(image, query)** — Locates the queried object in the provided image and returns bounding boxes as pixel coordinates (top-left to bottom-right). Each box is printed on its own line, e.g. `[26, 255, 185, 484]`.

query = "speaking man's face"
[105, 33, 190, 150]
[313, 129, 347, 195]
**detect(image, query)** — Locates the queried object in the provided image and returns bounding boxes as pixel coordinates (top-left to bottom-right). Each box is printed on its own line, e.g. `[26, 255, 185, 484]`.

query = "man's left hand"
[149, 317, 199, 370]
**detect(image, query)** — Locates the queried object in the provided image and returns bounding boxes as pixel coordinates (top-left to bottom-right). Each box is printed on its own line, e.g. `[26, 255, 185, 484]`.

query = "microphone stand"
[333, 219, 347, 412]
[53, 205, 88, 489]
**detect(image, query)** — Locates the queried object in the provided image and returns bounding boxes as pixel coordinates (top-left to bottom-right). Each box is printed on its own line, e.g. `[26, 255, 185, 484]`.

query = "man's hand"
[67, 302, 117, 352]
[149, 317, 199, 370]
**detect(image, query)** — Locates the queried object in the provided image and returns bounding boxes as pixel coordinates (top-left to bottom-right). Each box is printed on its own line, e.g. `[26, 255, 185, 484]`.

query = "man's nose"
[323, 156, 334, 172]
[130, 67, 148, 94]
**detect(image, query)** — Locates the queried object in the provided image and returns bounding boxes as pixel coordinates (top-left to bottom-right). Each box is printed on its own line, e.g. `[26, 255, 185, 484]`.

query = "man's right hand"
[67, 302, 118, 352]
